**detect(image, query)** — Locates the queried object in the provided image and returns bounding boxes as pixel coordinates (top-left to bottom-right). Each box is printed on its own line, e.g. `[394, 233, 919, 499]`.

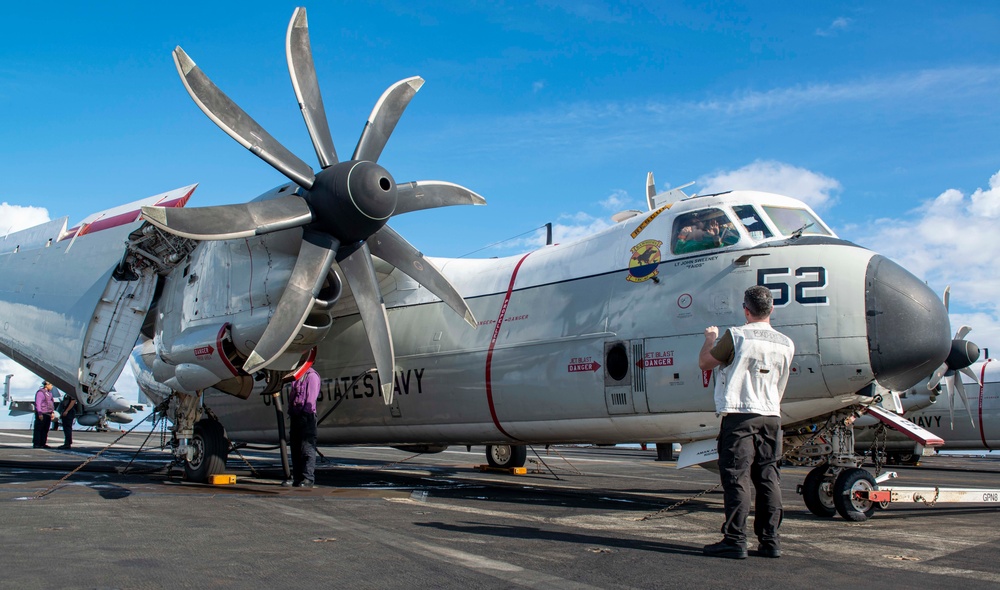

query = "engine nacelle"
[153, 323, 240, 394]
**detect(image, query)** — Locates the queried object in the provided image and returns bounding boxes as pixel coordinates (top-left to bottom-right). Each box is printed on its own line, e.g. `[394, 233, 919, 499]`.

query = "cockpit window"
[761, 206, 831, 237]
[672, 208, 741, 254]
[731, 205, 773, 241]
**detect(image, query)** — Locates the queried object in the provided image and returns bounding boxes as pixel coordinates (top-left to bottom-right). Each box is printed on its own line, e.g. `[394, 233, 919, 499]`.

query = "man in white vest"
[698, 285, 794, 559]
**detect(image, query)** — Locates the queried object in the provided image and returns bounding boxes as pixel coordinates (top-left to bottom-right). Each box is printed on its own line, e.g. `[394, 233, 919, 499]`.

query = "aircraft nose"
[865, 255, 950, 390]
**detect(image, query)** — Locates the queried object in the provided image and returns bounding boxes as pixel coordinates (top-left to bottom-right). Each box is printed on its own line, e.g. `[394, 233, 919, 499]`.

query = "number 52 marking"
[757, 267, 829, 306]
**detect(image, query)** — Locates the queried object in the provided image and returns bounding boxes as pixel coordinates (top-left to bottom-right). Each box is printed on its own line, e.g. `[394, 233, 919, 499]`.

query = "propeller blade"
[338, 244, 396, 404]
[959, 365, 981, 385]
[394, 181, 487, 215]
[173, 46, 316, 190]
[646, 172, 656, 211]
[142, 194, 313, 240]
[952, 377, 975, 427]
[368, 226, 477, 328]
[955, 325, 972, 340]
[927, 362, 948, 390]
[948, 375, 957, 429]
[286, 7, 338, 169]
[942, 285, 951, 313]
[244, 231, 339, 373]
[352, 77, 424, 163]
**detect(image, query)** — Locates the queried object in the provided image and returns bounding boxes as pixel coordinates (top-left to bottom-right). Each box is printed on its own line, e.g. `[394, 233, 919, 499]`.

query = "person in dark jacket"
[57, 393, 78, 449]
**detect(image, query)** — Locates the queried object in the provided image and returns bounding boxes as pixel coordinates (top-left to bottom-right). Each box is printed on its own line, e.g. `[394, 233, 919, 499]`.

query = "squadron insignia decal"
[627, 239, 662, 283]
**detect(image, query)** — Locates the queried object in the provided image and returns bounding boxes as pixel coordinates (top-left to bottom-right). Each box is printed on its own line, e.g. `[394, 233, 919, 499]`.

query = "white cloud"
[0, 203, 49, 235]
[493, 210, 615, 253]
[532, 80, 546, 93]
[691, 66, 1000, 116]
[0, 354, 45, 401]
[550, 212, 615, 243]
[816, 17, 852, 37]
[844, 169, 1000, 354]
[600, 189, 632, 211]
[970, 170, 1000, 217]
[697, 160, 841, 210]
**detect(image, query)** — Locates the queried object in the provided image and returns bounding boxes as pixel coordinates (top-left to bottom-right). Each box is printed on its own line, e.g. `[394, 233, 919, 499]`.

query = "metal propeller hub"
[946, 338, 980, 372]
[307, 161, 397, 244]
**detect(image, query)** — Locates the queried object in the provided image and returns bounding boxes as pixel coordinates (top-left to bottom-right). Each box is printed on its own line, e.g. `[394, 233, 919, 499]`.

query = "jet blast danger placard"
[568, 357, 601, 372]
[638, 351, 673, 368]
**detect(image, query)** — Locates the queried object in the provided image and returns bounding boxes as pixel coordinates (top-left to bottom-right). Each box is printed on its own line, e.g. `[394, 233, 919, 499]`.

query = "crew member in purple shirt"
[286, 367, 321, 488]
[33, 381, 56, 449]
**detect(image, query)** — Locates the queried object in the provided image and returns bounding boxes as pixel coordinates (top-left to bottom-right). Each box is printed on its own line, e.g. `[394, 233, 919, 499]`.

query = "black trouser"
[61, 415, 75, 446]
[33, 413, 52, 447]
[289, 413, 317, 484]
[717, 413, 783, 546]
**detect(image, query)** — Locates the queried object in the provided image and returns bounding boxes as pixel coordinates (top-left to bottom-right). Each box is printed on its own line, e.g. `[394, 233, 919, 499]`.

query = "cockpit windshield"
[671, 208, 741, 254]
[761, 206, 831, 237]
[732, 205, 773, 241]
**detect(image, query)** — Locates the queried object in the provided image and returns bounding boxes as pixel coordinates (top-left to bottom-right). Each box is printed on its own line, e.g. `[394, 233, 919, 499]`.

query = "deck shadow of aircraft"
[415, 521, 701, 557]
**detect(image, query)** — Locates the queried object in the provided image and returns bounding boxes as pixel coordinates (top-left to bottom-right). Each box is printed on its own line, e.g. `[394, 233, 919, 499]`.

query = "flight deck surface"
[2, 429, 1000, 589]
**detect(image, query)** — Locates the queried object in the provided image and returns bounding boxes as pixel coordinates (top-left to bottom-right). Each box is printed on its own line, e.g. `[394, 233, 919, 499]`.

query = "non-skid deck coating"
[2, 429, 1000, 589]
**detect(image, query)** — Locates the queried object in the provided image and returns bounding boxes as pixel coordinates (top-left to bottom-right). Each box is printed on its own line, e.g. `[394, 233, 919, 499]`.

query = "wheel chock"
[477, 465, 527, 475]
[208, 474, 236, 485]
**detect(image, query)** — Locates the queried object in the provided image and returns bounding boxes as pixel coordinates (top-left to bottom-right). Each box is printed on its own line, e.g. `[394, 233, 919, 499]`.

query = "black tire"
[486, 444, 527, 469]
[833, 468, 878, 522]
[184, 419, 229, 482]
[802, 464, 837, 518]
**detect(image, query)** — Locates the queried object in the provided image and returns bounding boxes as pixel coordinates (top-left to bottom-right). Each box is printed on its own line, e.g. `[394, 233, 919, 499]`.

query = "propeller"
[926, 286, 982, 427]
[142, 7, 485, 404]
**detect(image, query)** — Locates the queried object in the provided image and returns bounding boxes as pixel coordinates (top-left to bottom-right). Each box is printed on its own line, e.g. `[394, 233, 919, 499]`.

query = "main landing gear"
[485, 444, 527, 469]
[792, 410, 881, 521]
[166, 390, 231, 483]
[184, 419, 230, 482]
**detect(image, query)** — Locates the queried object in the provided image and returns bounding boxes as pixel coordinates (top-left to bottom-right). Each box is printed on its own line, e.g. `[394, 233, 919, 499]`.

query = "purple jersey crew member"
[287, 367, 321, 487]
[289, 367, 321, 415]
[33, 381, 56, 448]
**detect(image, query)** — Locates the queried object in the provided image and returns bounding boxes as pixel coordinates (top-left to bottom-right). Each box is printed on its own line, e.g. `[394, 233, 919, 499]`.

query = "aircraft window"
[731, 205, 773, 241]
[762, 206, 831, 237]
[671, 208, 740, 254]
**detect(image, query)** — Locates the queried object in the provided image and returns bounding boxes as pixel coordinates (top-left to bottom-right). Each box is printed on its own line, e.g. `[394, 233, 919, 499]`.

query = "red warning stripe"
[484, 252, 533, 440]
[980, 359, 994, 450]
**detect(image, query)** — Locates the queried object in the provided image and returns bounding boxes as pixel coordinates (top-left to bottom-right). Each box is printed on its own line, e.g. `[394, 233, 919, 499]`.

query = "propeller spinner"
[142, 7, 484, 404]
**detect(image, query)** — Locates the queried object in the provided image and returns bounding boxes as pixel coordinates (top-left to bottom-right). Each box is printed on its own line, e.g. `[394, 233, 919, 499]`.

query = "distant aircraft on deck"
[856, 356, 997, 464]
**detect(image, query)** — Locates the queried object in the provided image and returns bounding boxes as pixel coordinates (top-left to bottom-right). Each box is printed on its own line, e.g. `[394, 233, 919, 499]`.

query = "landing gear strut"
[184, 419, 229, 482]
[166, 390, 230, 482]
[794, 409, 880, 521]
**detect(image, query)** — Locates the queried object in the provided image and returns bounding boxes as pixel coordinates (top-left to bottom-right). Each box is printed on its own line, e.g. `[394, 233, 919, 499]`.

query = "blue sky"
[2, 1, 999, 398]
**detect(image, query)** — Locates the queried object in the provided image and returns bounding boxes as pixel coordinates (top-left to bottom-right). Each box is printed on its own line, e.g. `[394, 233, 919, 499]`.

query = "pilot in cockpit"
[675, 212, 740, 254]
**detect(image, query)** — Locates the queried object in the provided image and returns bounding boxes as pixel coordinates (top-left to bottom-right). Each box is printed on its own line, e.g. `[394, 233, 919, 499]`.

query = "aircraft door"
[641, 334, 710, 413]
[604, 340, 640, 414]
[80, 268, 159, 401]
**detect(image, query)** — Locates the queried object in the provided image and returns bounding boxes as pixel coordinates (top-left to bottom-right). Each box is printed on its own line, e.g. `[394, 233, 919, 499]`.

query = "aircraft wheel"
[833, 468, 878, 522]
[801, 464, 836, 518]
[486, 444, 527, 469]
[184, 419, 229, 482]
